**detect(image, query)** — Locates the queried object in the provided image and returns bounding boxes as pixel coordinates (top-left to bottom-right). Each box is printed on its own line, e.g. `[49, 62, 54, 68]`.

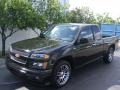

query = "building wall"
[0, 29, 40, 51]
[31, 0, 69, 8]
[59, 0, 69, 6]
[59, 0, 69, 15]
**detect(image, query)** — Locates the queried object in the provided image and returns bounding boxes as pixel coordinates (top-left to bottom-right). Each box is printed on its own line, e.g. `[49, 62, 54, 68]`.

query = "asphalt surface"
[0, 49, 120, 90]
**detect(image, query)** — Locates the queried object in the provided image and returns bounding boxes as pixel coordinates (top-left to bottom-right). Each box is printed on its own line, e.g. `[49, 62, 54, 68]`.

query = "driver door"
[73, 26, 95, 67]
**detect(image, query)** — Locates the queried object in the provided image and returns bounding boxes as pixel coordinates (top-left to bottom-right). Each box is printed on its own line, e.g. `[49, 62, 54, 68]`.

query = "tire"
[51, 60, 71, 88]
[103, 47, 114, 64]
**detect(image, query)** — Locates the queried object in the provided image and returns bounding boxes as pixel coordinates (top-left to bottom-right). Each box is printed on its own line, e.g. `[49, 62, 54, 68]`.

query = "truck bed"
[102, 35, 119, 50]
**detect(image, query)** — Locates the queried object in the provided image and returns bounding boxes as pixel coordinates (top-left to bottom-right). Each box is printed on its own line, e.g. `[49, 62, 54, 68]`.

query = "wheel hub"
[108, 49, 114, 62]
[56, 64, 70, 85]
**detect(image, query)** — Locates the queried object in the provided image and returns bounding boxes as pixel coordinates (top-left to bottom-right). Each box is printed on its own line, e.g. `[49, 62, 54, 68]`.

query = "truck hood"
[11, 37, 70, 53]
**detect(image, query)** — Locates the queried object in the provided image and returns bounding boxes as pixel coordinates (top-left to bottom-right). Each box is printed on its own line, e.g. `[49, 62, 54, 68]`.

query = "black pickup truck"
[6, 23, 118, 87]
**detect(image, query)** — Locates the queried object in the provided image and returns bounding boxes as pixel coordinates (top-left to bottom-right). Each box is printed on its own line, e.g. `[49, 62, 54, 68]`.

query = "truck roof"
[57, 23, 98, 27]
[58, 23, 98, 26]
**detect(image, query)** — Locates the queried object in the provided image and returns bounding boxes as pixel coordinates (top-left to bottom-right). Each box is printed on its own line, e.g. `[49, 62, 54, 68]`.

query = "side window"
[92, 26, 101, 40]
[79, 26, 94, 44]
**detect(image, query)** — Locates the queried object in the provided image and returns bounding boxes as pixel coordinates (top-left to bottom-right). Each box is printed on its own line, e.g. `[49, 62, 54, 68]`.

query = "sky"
[69, 0, 120, 19]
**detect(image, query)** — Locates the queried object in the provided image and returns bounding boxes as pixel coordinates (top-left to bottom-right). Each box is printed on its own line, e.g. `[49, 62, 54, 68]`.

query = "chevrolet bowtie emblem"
[15, 54, 20, 58]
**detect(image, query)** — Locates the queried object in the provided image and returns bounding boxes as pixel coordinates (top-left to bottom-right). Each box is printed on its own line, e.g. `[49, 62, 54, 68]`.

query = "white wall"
[59, 0, 69, 6]
[0, 29, 40, 51]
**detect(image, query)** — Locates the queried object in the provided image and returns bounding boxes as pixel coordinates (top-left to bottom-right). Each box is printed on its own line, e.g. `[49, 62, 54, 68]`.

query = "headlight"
[30, 53, 50, 60]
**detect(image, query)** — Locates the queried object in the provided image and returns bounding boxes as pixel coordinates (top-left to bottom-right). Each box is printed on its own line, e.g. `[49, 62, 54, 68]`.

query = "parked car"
[6, 23, 118, 87]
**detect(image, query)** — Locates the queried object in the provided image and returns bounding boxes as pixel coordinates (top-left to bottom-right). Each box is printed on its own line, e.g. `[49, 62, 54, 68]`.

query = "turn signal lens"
[44, 55, 50, 60]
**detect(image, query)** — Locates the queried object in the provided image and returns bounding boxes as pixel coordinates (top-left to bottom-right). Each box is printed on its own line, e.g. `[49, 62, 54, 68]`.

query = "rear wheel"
[51, 60, 71, 88]
[103, 47, 114, 64]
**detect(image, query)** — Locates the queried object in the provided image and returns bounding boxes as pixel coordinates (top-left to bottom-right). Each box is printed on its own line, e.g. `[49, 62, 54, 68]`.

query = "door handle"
[92, 43, 96, 46]
[86, 46, 91, 48]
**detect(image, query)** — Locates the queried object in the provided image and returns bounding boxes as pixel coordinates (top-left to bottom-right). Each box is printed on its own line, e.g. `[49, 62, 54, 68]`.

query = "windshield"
[44, 25, 79, 42]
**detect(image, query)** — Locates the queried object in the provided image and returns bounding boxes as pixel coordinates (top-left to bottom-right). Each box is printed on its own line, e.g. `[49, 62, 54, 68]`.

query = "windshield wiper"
[39, 32, 46, 38]
[52, 37, 63, 41]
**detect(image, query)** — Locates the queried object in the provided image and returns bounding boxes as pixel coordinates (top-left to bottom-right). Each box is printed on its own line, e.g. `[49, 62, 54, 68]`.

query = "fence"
[101, 24, 120, 39]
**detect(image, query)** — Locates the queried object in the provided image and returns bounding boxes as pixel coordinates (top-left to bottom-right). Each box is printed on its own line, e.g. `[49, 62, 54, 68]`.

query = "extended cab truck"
[6, 24, 118, 87]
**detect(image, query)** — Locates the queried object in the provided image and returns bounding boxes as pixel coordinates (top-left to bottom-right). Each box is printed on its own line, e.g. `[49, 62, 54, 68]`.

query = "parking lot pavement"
[118, 40, 120, 48]
[0, 59, 23, 89]
[0, 49, 120, 90]
[0, 58, 5, 69]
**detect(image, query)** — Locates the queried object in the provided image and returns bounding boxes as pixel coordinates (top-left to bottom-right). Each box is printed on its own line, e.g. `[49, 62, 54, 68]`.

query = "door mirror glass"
[40, 31, 45, 38]
[79, 38, 89, 44]
[76, 26, 94, 45]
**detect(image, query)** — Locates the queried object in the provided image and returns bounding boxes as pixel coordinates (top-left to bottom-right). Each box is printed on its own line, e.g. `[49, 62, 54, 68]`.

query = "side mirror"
[40, 31, 45, 38]
[78, 38, 89, 44]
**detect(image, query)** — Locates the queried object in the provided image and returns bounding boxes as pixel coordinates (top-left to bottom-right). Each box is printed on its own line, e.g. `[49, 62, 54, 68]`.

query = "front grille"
[10, 48, 30, 65]
[10, 54, 27, 64]
[11, 48, 30, 57]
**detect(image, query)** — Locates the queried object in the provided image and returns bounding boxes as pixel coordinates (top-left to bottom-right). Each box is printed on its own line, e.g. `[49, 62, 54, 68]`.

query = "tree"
[116, 17, 120, 24]
[0, 0, 43, 56]
[68, 7, 96, 23]
[45, 0, 62, 24]
[95, 13, 115, 24]
[30, 0, 69, 28]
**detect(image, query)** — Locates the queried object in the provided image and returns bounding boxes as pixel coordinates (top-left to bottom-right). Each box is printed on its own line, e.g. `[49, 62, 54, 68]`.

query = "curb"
[0, 58, 5, 69]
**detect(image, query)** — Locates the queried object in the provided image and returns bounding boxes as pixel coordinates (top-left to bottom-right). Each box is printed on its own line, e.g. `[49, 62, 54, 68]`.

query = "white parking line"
[108, 85, 120, 90]
[118, 41, 120, 48]
[0, 65, 5, 69]
[15, 87, 29, 90]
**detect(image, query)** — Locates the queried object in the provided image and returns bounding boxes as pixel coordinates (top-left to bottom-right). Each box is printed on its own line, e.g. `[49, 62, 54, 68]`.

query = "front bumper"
[6, 57, 52, 82]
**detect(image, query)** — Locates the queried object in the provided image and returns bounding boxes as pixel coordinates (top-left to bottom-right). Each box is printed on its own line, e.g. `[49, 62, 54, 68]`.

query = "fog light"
[35, 76, 40, 80]
[33, 63, 43, 67]
[32, 62, 48, 69]
[20, 70, 26, 74]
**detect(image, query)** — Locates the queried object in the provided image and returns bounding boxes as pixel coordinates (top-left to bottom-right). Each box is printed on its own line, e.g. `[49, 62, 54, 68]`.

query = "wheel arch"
[53, 56, 75, 70]
[109, 44, 115, 51]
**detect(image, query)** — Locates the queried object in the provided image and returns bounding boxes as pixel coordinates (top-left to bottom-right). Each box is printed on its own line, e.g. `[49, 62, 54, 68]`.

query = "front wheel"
[103, 47, 114, 64]
[51, 60, 71, 88]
